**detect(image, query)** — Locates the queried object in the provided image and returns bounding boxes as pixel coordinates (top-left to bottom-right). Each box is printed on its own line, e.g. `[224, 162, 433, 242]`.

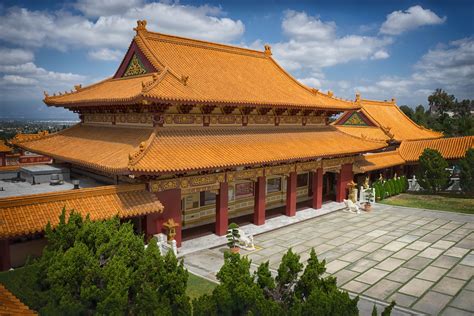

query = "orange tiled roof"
[334, 99, 443, 142]
[358, 99, 442, 142]
[354, 150, 405, 173]
[14, 125, 154, 175]
[0, 140, 12, 152]
[44, 21, 357, 111]
[399, 136, 474, 162]
[15, 124, 386, 174]
[0, 284, 37, 315]
[334, 126, 391, 142]
[129, 125, 387, 173]
[0, 184, 163, 239]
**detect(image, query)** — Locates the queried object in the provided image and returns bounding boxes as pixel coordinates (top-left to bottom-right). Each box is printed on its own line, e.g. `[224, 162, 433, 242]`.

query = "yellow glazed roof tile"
[399, 136, 474, 162]
[0, 184, 163, 239]
[15, 124, 387, 175]
[44, 22, 357, 111]
[334, 125, 391, 142]
[354, 150, 405, 173]
[358, 99, 443, 142]
[129, 126, 387, 173]
[14, 125, 154, 174]
[0, 284, 37, 315]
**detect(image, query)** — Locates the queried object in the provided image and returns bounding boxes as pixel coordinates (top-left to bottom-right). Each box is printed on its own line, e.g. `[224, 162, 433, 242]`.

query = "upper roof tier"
[44, 20, 357, 111]
[334, 98, 443, 142]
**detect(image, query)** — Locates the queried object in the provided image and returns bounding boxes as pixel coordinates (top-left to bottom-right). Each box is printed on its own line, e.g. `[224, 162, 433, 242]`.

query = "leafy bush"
[226, 222, 240, 249]
[459, 148, 474, 194]
[417, 148, 450, 193]
[19, 209, 191, 315]
[193, 249, 396, 315]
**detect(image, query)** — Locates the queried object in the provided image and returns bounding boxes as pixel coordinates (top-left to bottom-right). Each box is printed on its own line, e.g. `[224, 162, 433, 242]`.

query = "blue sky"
[0, 0, 473, 119]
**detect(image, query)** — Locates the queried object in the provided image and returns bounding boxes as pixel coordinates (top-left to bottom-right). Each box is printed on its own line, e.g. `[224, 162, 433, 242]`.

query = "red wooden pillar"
[254, 176, 266, 225]
[215, 182, 229, 236]
[312, 168, 323, 209]
[155, 188, 182, 247]
[336, 163, 353, 202]
[0, 239, 10, 271]
[286, 171, 297, 216]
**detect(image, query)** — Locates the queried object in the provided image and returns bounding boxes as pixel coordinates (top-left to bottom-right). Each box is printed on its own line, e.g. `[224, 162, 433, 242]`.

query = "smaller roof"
[399, 136, 474, 162]
[0, 184, 163, 239]
[334, 98, 443, 142]
[354, 151, 405, 173]
[0, 140, 12, 153]
[0, 284, 36, 315]
[335, 126, 390, 142]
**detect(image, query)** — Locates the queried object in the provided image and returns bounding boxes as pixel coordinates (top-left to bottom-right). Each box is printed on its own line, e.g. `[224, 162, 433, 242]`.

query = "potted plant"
[227, 223, 240, 253]
[364, 188, 375, 212]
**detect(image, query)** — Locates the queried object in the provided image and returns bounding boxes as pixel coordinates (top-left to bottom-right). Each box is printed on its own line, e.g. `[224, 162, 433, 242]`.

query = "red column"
[336, 163, 353, 202]
[312, 168, 323, 209]
[0, 239, 10, 271]
[254, 176, 266, 225]
[155, 188, 182, 247]
[286, 172, 297, 216]
[215, 182, 229, 236]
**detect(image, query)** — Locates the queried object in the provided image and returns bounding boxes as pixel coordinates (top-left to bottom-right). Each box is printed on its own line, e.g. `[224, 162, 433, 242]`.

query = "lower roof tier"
[15, 124, 388, 175]
[0, 184, 163, 239]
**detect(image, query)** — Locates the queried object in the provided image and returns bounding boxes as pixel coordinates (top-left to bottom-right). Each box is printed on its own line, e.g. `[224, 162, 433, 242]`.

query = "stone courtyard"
[184, 204, 474, 315]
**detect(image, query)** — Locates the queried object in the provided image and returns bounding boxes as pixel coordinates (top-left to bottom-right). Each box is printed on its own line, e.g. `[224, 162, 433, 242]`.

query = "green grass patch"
[186, 272, 217, 300]
[380, 193, 474, 214]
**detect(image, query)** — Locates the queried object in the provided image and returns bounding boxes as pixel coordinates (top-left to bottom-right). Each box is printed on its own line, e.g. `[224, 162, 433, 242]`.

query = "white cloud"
[271, 11, 392, 73]
[88, 48, 124, 61]
[2, 75, 38, 85]
[298, 77, 322, 88]
[371, 50, 390, 60]
[0, 48, 34, 65]
[354, 37, 474, 104]
[0, 62, 86, 101]
[282, 10, 336, 41]
[380, 5, 446, 35]
[0, 3, 244, 51]
[75, 0, 144, 17]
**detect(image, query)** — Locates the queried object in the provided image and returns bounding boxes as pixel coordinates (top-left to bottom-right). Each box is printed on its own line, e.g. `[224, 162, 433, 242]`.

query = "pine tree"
[459, 148, 474, 194]
[417, 148, 450, 193]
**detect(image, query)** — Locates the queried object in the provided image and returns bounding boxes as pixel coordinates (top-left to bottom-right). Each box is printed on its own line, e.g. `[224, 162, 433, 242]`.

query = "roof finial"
[134, 20, 148, 34]
[327, 90, 334, 97]
[43, 91, 49, 98]
[355, 92, 361, 102]
[391, 97, 396, 103]
[264, 44, 272, 56]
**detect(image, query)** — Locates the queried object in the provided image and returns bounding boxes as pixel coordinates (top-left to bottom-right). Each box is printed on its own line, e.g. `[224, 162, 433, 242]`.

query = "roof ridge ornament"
[134, 20, 148, 34]
[355, 92, 361, 103]
[264, 44, 272, 56]
[327, 90, 334, 98]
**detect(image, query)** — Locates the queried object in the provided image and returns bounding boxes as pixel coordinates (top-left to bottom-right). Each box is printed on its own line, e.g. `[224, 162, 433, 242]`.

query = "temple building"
[1, 20, 472, 271]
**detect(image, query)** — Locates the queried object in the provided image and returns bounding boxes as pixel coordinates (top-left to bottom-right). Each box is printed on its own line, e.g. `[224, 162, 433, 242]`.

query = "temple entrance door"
[323, 172, 337, 201]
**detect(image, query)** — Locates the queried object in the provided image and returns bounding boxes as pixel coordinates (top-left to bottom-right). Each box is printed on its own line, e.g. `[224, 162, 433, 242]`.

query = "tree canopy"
[193, 249, 395, 315]
[399, 89, 474, 137]
[459, 148, 474, 194]
[19, 209, 191, 315]
[417, 148, 450, 193]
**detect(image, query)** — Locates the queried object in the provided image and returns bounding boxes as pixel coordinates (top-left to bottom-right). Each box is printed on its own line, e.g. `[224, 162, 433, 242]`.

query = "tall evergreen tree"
[459, 148, 474, 194]
[417, 148, 450, 193]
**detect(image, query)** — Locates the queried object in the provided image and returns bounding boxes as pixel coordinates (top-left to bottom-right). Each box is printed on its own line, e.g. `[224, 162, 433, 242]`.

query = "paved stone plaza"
[184, 204, 474, 315]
